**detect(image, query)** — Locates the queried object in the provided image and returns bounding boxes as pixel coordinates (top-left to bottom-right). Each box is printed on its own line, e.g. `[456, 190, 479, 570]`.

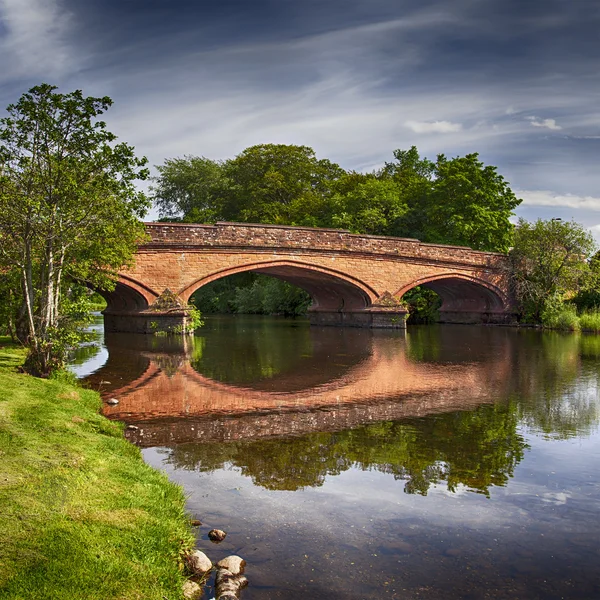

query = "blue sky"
[1, 0, 599, 233]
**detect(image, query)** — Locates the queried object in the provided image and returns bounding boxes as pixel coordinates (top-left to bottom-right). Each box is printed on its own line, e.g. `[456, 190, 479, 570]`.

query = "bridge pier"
[308, 308, 408, 329]
[104, 309, 192, 335]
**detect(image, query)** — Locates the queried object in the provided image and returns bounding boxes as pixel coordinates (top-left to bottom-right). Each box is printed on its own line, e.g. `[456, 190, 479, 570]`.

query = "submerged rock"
[208, 528, 227, 542]
[215, 568, 248, 599]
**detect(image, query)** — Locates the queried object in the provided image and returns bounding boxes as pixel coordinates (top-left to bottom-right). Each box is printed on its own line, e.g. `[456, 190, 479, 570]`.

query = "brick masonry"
[106, 222, 516, 331]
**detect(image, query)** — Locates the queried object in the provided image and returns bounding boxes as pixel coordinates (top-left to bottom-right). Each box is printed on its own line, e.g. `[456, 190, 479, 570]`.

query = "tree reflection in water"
[164, 402, 527, 496]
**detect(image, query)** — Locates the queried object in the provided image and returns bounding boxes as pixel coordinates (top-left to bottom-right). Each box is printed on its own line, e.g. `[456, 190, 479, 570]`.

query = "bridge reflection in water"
[85, 323, 513, 448]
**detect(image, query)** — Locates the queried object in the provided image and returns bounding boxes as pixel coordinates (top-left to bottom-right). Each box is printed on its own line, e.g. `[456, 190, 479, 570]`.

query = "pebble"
[106, 398, 119, 405]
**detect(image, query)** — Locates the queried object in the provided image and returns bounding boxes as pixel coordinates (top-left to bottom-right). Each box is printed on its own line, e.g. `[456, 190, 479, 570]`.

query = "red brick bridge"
[103, 222, 516, 333]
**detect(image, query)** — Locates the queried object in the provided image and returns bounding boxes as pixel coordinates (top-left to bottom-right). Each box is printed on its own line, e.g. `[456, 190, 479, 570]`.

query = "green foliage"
[0, 83, 149, 376]
[402, 286, 442, 324]
[330, 173, 408, 235]
[192, 274, 312, 317]
[579, 310, 600, 332]
[511, 219, 597, 322]
[424, 153, 519, 251]
[186, 305, 204, 330]
[541, 300, 580, 331]
[152, 155, 226, 222]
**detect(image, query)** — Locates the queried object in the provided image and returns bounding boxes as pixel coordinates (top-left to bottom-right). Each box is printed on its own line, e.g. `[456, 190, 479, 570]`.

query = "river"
[72, 315, 600, 599]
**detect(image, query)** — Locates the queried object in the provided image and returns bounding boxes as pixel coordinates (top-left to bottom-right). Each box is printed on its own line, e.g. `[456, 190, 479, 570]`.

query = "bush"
[579, 309, 600, 332]
[541, 301, 580, 331]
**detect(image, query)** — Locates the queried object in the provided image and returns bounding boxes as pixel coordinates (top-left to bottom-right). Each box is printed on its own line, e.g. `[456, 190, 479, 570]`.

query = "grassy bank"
[0, 339, 194, 599]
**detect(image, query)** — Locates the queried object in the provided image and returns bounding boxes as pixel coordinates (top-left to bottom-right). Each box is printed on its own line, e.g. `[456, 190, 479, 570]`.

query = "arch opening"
[185, 261, 375, 316]
[98, 281, 151, 314]
[398, 274, 508, 324]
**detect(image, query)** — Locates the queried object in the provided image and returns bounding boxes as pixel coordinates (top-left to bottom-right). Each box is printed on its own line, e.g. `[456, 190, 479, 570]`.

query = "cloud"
[527, 116, 562, 130]
[0, 0, 76, 82]
[518, 190, 600, 211]
[404, 120, 463, 134]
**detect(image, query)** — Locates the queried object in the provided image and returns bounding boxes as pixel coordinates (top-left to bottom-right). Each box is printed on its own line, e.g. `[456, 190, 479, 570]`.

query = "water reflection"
[80, 318, 600, 497]
[166, 404, 527, 496]
[77, 318, 600, 599]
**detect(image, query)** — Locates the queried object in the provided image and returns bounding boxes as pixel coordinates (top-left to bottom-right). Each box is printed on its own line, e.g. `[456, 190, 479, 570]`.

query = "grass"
[0, 337, 195, 600]
[579, 309, 600, 333]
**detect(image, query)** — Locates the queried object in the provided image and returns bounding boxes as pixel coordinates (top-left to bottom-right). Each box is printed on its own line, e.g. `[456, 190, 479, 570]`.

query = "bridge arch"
[97, 275, 157, 314]
[395, 273, 508, 322]
[179, 260, 378, 312]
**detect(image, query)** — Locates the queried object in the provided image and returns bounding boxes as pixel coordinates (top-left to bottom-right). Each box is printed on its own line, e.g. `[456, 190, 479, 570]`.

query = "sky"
[0, 0, 599, 233]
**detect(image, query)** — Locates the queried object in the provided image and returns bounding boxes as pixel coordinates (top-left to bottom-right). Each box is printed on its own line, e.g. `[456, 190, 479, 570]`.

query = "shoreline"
[0, 338, 195, 599]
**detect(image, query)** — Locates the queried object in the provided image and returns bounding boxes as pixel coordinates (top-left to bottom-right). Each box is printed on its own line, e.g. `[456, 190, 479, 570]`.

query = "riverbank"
[0, 338, 194, 599]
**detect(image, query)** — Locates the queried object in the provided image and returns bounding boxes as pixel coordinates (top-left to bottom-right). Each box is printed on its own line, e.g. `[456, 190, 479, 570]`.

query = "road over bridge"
[104, 222, 516, 333]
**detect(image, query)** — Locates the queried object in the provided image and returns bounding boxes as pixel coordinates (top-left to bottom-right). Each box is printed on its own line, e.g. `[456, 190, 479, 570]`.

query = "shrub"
[541, 301, 580, 331]
[579, 309, 600, 332]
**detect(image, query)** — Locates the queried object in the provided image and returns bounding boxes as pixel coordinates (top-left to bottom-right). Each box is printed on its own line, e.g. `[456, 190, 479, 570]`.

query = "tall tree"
[152, 155, 226, 222]
[510, 218, 597, 321]
[425, 153, 520, 252]
[0, 84, 149, 376]
[384, 148, 520, 251]
[222, 144, 344, 225]
[329, 173, 408, 235]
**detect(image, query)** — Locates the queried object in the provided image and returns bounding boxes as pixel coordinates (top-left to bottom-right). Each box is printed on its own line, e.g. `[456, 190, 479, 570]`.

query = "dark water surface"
[74, 316, 600, 599]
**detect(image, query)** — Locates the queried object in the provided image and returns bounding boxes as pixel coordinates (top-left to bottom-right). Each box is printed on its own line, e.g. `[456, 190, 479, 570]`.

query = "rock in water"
[216, 555, 246, 576]
[208, 528, 227, 542]
[215, 568, 248, 599]
[186, 549, 212, 576]
[215, 555, 248, 599]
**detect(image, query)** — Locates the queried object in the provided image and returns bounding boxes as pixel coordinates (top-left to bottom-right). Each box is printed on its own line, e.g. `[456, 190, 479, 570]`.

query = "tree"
[152, 155, 226, 223]
[384, 148, 520, 251]
[424, 153, 520, 252]
[152, 144, 344, 226]
[0, 84, 149, 376]
[329, 173, 408, 235]
[510, 218, 597, 322]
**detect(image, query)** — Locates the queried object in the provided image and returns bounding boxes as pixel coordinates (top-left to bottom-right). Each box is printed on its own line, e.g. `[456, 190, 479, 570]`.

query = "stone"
[215, 568, 247, 599]
[182, 579, 202, 599]
[216, 555, 246, 575]
[125, 425, 139, 431]
[208, 528, 227, 542]
[186, 549, 212, 576]
[106, 398, 119, 405]
[190, 519, 202, 526]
